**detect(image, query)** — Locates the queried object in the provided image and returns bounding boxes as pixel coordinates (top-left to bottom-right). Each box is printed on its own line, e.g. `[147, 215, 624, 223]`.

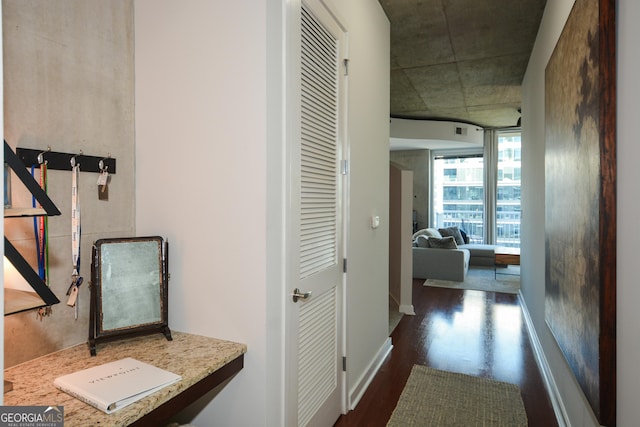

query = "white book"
[54, 357, 181, 414]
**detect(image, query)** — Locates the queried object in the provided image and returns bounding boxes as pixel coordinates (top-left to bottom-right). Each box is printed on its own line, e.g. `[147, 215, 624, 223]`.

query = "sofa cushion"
[427, 236, 458, 249]
[412, 228, 442, 240]
[412, 246, 470, 281]
[460, 243, 496, 258]
[438, 226, 465, 246]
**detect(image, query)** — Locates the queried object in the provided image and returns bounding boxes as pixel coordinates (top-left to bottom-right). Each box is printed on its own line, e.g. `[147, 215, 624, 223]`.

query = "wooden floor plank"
[334, 277, 558, 427]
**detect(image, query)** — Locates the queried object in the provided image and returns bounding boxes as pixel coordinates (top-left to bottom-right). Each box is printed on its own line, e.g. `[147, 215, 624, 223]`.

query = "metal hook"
[98, 154, 111, 172]
[37, 146, 51, 165]
[70, 150, 83, 168]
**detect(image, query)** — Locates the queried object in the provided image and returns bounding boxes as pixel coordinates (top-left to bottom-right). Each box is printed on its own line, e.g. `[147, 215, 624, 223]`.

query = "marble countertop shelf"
[4, 331, 246, 426]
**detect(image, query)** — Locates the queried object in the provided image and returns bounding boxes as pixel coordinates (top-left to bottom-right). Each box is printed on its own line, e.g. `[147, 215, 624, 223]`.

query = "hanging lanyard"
[41, 163, 49, 284]
[31, 165, 45, 280]
[40, 164, 48, 280]
[33, 162, 52, 320]
[71, 164, 81, 276]
[67, 162, 82, 319]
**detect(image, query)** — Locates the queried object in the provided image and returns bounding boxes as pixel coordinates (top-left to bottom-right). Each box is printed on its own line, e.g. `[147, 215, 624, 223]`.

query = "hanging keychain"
[67, 155, 83, 319]
[97, 157, 110, 201]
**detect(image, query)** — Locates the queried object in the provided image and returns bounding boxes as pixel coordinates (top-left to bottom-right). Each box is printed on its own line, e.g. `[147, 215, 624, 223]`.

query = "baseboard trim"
[399, 304, 415, 315]
[348, 337, 393, 410]
[518, 291, 570, 427]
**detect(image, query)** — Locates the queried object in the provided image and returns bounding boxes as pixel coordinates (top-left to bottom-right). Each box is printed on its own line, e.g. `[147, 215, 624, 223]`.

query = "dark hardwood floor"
[335, 276, 558, 427]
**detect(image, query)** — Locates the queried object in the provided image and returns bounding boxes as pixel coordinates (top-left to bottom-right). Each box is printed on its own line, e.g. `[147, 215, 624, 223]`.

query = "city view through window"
[432, 132, 521, 248]
[496, 133, 521, 247]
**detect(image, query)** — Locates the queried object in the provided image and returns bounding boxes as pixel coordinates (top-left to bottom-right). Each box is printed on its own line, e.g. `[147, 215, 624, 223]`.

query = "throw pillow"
[424, 228, 442, 238]
[428, 236, 458, 249]
[459, 228, 470, 244]
[438, 226, 465, 246]
[412, 228, 443, 240]
[414, 235, 430, 248]
[412, 229, 429, 240]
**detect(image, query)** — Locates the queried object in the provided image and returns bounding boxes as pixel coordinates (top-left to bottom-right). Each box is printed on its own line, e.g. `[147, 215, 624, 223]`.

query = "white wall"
[522, 0, 640, 425]
[134, 1, 269, 425]
[390, 150, 431, 228]
[520, 1, 587, 424]
[135, 0, 389, 424]
[265, 0, 286, 422]
[322, 0, 391, 407]
[390, 118, 484, 150]
[615, 0, 640, 425]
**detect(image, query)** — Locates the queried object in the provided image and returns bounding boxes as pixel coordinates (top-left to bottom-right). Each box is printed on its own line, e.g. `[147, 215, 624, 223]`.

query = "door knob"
[292, 288, 312, 303]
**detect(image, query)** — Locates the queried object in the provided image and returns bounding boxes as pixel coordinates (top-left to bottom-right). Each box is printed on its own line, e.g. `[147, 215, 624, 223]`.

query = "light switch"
[371, 215, 380, 229]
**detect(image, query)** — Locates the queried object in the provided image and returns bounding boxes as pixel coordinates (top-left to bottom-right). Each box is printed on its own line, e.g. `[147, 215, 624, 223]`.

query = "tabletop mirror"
[89, 236, 171, 356]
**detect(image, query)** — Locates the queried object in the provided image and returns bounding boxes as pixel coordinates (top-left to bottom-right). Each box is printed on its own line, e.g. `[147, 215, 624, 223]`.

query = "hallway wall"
[134, 0, 390, 424]
[521, 0, 638, 425]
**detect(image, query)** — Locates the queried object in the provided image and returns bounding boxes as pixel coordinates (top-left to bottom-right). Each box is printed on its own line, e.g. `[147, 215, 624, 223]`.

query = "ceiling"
[378, 0, 547, 129]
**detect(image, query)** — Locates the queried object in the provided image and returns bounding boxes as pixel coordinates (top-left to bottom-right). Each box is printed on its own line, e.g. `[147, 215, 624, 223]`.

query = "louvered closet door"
[287, 2, 346, 426]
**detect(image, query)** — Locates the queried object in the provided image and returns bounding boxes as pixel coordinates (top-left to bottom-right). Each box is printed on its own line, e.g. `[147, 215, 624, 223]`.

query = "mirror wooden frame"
[89, 236, 171, 356]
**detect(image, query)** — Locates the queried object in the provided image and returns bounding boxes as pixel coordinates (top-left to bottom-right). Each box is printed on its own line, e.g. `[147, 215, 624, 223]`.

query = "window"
[431, 131, 522, 247]
[443, 168, 457, 180]
[497, 132, 521, 247]
[432, 153, 484, 243]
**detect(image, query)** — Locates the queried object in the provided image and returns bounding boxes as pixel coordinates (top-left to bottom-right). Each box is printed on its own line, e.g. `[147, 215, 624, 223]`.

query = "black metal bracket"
[4, 140, 62, 311]
[4, 237, 60, 308]
[5, 141, 61, 216]
[16, 147, 116, 174]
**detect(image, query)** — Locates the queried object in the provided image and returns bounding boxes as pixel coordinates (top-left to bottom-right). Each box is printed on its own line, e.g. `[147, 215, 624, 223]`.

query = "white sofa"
[412, 227, 496, 281]
[460, 243, 496, 266]
[413, 245, 470, 281]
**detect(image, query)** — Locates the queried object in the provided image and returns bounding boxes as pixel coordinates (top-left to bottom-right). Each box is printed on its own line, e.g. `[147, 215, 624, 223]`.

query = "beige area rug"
[424, 266, 520, 294]
[387, 365, 527, 427]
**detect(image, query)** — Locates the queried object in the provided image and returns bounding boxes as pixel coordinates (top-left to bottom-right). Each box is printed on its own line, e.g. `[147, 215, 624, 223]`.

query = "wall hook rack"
[16, 147, 116, 174]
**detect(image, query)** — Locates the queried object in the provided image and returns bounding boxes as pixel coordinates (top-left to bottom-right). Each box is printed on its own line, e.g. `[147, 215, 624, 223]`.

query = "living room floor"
[335, 277, 557, 427]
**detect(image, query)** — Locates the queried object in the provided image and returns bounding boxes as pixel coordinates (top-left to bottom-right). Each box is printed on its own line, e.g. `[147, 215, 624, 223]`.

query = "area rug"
[424, 266, 520, 294]
[387, 365, 527, 426]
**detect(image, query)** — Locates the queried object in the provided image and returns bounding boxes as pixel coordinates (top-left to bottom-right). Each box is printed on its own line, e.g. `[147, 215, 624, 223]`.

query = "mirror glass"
[98, 238, 164, 331]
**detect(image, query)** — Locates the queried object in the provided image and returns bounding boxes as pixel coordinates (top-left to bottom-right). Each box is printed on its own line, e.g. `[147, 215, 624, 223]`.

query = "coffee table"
[495, 246, 520, 278]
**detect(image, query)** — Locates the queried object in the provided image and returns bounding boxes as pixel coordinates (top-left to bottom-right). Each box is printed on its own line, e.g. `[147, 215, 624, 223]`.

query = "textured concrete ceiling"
[379, 0, 547, 128]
